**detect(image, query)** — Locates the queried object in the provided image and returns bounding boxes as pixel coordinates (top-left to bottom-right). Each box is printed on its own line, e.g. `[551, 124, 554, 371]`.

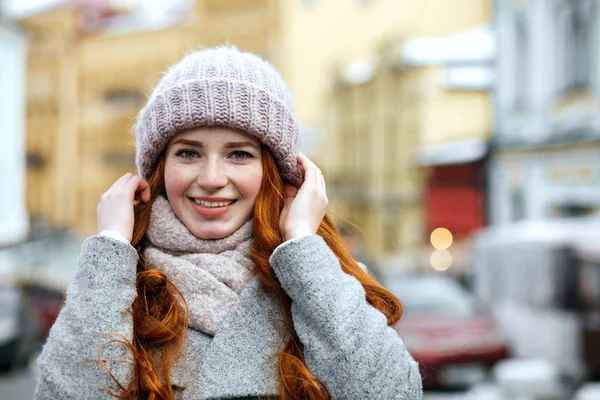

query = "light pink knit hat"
[135, 45, 302, 186]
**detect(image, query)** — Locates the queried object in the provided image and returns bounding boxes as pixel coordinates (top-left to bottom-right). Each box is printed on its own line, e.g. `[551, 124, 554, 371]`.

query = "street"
[0, 355, 471, 400]
[424, 393, 470, 399]
[0, 358, 38, 400]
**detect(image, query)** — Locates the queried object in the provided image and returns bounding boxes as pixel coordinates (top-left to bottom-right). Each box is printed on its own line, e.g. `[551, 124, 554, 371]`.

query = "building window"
[383, 215, 398, 253]
[103, 151, 136, 168]
[384, 106, 397, 184]
[514, 12, 529, 111]
[510, 187, 525, 221]
[26, 153, 46, 170]
[104, 89, 144, 111]
[549, 203, 597, 218]
[555, 0, 596, 93]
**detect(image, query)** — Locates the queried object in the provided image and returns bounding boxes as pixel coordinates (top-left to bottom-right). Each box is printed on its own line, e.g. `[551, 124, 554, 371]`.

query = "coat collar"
[175, 278, 288, 399]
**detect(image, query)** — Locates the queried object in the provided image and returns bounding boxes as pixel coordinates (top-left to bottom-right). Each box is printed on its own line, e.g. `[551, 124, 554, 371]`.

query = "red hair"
[100, 149, 403, 399]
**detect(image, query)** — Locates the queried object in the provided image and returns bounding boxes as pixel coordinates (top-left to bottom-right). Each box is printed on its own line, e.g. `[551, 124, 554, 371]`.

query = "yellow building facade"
[318, 1, 492, 263]
[325, 64, 425, 257]
[22, 0, 280, 237]
[22, 0, 491, 261]
[279, 0, 490, 127]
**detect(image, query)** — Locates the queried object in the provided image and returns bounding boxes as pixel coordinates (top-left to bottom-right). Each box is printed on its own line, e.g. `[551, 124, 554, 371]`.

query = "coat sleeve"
[34, 235, 139, 400]
[269, 235, 423, 399]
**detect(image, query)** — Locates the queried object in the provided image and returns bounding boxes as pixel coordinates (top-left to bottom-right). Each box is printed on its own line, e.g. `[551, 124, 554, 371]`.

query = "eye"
[175, 149, 198, 159]
[230, 151, 252, 160]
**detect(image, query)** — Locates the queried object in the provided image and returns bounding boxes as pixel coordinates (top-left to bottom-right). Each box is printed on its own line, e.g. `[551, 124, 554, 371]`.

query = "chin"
[194, 229, 229, 240]
[192, 223, 237, 240]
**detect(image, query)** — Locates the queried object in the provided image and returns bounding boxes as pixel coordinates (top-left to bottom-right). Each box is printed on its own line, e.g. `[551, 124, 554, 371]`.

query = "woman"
[34, 45, 422, 400]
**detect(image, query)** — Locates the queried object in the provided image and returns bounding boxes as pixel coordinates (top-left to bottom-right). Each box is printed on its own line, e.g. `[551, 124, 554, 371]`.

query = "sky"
[2, 0, 190, 19]
[3, 0, 65, 17]
[2, 0, 193, 35]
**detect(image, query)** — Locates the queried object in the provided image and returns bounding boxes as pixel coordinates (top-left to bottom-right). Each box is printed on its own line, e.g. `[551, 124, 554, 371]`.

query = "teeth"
[194, 199, 234, 208]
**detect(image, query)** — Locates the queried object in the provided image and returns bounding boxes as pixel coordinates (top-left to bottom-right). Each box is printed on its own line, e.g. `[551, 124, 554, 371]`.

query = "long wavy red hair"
[102, 147, 403, 399]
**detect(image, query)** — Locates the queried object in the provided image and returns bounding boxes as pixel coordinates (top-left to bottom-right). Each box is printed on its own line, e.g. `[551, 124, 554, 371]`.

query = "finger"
[103, 173, 131, 194]
[297, 152, 316, 170]
[298, 153, 321, 181]
[280, 185, 297, 228]
[113, 173, 134, 189]
[282, 185, 297, 209]
[298, 152, 322, 170]
[123, 175, 144, 200]
[295, 153, 306, 182]
[283, 185, 298, 210]
[297, 153, 318, 187]
[136, 179, 151, 202]
[284, 185, 298, 199]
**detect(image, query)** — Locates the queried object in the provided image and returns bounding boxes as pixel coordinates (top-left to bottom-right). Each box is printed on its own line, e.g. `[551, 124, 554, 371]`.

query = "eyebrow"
[224, 141, 260, 149]
[171, 138, 203, 147]
[170, 139, 259, 149]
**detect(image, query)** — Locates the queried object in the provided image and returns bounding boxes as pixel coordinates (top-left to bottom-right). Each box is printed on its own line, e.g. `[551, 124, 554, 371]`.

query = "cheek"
[164, 164, 191, 197]
[235, 166, 263, 198]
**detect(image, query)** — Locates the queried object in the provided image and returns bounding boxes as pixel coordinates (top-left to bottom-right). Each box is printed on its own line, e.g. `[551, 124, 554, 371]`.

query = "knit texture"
[144, 195, 255, 336]
[35, 235, 139, 399]
[34, 234, 423, 399]
[135, 45, 302, 186]
[269, 235, 424, 399]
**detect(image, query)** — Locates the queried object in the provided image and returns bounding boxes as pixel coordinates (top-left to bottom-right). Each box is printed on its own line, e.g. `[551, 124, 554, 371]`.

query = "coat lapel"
[195, 277, 288, 400]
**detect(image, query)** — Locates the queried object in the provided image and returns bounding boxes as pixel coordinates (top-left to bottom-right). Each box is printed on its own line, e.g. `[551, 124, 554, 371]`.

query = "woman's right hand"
[97, 173, 151, 243]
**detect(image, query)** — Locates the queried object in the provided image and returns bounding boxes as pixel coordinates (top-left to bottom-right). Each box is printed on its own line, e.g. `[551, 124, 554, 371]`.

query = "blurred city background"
[1, 0, 600, 399]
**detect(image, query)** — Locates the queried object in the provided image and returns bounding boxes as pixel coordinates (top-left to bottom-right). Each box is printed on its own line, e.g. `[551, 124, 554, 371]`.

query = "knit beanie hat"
[135, 45, 302, 187]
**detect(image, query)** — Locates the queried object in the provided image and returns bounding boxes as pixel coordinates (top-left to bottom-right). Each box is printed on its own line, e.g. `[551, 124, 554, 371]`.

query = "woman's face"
[164, 127, 263, 239]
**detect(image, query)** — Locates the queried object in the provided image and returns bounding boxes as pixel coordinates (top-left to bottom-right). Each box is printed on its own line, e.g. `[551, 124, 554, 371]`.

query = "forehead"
[169, 126, 260, 146]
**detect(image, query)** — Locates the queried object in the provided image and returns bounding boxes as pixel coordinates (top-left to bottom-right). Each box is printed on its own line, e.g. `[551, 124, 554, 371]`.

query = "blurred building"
[22, 0, 496, 254]
[0, 15, 28, 246]
[21, 0, 281, 237]
[18, 0, 493, 263]
[325, 55, 423, 258]
[324, 1, 492, 271]
[279, 0, 491, 142]
[491, 0, 600, 224]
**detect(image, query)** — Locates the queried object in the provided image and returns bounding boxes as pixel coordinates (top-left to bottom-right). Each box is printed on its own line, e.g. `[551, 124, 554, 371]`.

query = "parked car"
[0, 283, 41, 371]
[21, 283, 64, 339]
[574, 383, 600, 400]
[472, 218, 600, 383]
[386, 274, 510, 389]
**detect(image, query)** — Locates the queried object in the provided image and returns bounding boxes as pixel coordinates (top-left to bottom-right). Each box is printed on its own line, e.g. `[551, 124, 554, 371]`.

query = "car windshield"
[385, 275, 480, 317]
[0, 285, 20, 317]
[581, 262, 600, 308]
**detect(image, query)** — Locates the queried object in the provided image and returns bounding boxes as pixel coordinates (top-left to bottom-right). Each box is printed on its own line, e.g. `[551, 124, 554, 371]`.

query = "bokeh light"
[430, 249, 453, 271]
[430, 227, 453, 250]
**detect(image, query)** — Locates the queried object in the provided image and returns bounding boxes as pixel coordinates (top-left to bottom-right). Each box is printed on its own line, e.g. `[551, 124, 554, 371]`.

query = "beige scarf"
[143, 195, 255, 336]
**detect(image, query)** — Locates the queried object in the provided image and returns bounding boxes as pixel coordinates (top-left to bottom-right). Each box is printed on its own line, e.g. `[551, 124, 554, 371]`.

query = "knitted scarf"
[143, 195, 255, 336]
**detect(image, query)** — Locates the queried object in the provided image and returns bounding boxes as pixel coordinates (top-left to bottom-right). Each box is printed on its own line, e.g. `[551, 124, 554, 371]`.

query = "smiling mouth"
[192, 199, 237, 208]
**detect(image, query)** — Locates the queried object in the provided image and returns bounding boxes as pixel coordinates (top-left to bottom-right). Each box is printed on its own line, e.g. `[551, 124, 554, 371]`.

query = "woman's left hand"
[280, 152, 328, 241]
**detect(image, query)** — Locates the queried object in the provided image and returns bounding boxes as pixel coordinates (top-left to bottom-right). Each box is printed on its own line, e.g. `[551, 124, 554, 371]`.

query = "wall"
[0, 20, 29, 245]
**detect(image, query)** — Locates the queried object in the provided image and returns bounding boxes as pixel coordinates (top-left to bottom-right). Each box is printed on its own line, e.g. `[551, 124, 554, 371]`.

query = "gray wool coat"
[34, 234, 422, 399]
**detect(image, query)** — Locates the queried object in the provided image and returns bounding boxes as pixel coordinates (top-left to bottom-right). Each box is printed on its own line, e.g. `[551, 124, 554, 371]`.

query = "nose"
[197, 159, 228, 191]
